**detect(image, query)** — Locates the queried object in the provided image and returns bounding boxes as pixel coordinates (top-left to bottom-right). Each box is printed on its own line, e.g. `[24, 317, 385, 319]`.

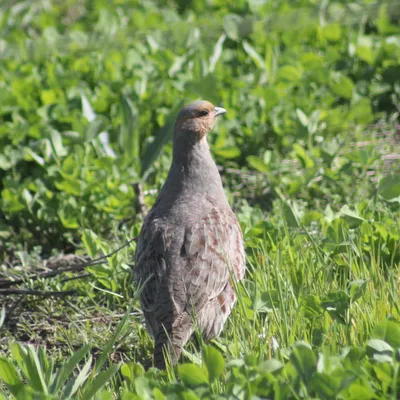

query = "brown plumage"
[134, 100, 245, 369]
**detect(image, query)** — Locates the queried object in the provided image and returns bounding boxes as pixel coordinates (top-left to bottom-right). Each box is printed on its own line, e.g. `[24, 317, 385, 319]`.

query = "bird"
[134, 100, 246, 369]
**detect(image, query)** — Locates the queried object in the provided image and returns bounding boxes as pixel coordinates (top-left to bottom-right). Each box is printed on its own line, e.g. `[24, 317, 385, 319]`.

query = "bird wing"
[178, 206, 245, 313]
[134, 214, 172, 315]
[134, 205, 245, 319]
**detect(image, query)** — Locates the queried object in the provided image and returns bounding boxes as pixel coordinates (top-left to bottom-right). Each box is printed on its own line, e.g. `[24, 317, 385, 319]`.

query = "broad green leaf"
[346, 383, 376, 399]
[320, 23, 342, 41]
[282, 201, 300, 228]
[213, 146, 241, 159]
[348, 280, 368, 302]
[340, 205, 364, 228]
[49, 130, 67, 158]
[311, 372, 340, 398]
[356, 45, 375, 64]
[372, 321, 400, 348]
[202, 345, 224, 383]
[330, 75, 354, 99]
[121, 362, 144, 383]
[367, 339, 393, 354]
[223, 14, 241, 41]
[301, 295, 323, 319]
[247, 155, 268, 173]
[85, 117, 107, 142]
[55, 179, 82, 196]
[378, 175, 400, 201]
[259, 359, 284, 373]
[290, 342, 317, 384]
[277, 65, 302, 81]
[177, 364, 208, 387]
[134, 376, 153, 400]
[40, 88, 65, 105]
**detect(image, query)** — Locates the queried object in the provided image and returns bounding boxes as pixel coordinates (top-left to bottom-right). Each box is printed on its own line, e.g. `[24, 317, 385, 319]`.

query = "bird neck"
[164, 136, 226, 200]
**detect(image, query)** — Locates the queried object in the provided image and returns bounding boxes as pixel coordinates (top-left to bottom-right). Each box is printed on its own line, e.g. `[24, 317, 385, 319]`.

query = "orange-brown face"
[175, 100, 227, 141]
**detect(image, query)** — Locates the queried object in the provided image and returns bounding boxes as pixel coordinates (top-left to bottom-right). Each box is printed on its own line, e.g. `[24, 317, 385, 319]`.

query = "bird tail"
[153, 341, 167, 370]
[153, 315, 193, 369]
[153, 339, 180, 370]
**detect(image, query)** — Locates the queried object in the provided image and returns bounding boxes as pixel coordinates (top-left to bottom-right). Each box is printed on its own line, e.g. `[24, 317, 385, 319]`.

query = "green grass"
[1, 0, 400, 398]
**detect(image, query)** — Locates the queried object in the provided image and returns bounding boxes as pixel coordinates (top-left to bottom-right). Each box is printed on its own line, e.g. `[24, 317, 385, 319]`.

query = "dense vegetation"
[1, 0, 400, 398]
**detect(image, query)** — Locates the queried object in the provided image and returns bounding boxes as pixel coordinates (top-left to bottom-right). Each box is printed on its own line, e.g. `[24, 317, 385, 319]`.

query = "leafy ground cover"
[1, 0, 400, 398]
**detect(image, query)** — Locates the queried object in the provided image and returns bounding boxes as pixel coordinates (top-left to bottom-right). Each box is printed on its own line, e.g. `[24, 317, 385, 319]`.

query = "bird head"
[174, 100, 227, 143]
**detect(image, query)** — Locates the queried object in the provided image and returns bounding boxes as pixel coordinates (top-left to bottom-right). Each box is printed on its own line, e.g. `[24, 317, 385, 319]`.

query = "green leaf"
[330, 75, 354, 99]
[277, 65, 302, 81]
[141, 102, 183, 178]
[178, 364, 209, 387]
[296, 108, 309, 127]
[81, 364, 120, 400]
[356, 45, 374, 64]
[223, 14, 241, 41]
[81, 229, 99, 258]
[134, 376, 153, 400]
[62, 356, 93, 399]
[202, 345, 224, 383]
[320, 23, 342, 41]
[40, 88, 65, 105]
[301, 295, 323, 319]
[85, 117, 107, 142]
[243, 41, 264, 69]
[11, 344, 49, 395]
[372, 321, 400, 348]
[340, 205, 364, 228]
[50, 344, 92, 394]
[290, 342, 317, 385]
[349, 98, 373, 124]
[92, 309, 130, 374]
[282, 201, 300, 228]
[121, 362, 144, 383]
[311, 373, 340, 398]
[259, 359, 284, 373]
[348, 280, 367, 302]
[55, 179, 82, 196]
[213, 146, 241, 159]
[120, 95, 140, 166]
[0, 357, 23, 395]
[367, 339, 393, 354]
[247, 155, 268, 173]
[378, 175, 400, 201]
[49, 130, 67, 158]
[346, 383, 376, 400]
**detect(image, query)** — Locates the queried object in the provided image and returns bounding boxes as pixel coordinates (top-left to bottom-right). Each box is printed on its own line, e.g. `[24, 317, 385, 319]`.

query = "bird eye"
[199, 110, 209, 117]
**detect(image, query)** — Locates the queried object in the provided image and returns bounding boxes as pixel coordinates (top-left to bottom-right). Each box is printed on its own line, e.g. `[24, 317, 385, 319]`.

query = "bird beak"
[214, 106, 227, 117]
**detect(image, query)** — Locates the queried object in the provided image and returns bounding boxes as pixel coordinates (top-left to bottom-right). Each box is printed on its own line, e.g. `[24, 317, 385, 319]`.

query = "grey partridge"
[134, 100, 245, 369]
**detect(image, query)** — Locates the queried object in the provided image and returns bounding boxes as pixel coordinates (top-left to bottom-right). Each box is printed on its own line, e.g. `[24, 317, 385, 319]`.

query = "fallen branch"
[0, 237, 137, 289]
[0, 289, 76, 297]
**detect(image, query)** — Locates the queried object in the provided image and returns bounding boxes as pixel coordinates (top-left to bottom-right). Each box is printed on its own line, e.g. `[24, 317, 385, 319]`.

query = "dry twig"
[0, 237, 137, 289]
